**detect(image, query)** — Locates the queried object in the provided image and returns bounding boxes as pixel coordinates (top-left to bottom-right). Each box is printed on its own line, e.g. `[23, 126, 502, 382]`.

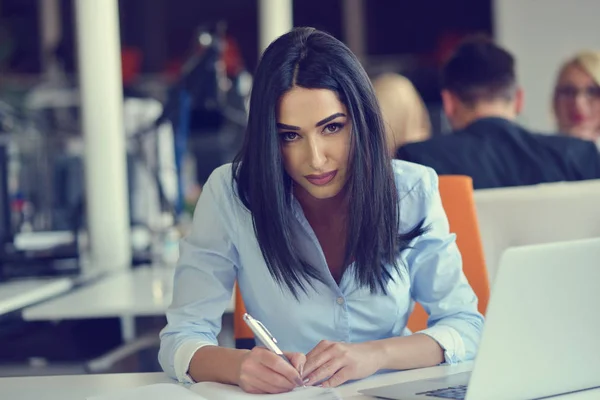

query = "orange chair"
[233, 283, 254, 348]
[407, 175, 490, 332]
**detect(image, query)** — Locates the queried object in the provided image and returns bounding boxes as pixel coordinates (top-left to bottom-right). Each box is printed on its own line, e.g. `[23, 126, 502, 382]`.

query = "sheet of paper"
[190, 382, 342, 399]
[87, 383, 206, 400]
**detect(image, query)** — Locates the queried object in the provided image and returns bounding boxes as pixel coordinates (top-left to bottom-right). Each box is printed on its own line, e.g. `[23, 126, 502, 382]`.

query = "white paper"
[86, 383, 206, 400]
[86, 381, 342, 400]
[190, 382, 342, 399]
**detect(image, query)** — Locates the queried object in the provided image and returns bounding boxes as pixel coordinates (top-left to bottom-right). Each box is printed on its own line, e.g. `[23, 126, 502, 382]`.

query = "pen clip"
[255, 319, 278, 344]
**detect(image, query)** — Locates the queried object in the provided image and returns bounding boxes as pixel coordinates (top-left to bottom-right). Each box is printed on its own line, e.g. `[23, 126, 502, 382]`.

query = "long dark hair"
[233, 27, 425, 298]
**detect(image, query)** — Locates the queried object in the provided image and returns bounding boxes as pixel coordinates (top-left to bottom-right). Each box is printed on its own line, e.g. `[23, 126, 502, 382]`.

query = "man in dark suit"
[396, 37, 600, 189]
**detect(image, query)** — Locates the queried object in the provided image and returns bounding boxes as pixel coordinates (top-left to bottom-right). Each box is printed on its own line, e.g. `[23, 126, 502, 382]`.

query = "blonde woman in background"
[553, 51, 600, 145]
[373, 73, 431, 155]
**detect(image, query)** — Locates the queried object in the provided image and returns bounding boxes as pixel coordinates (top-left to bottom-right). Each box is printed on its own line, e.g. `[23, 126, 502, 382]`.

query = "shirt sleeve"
[402, 167, 484, 364]
[158, 166, 240, 381]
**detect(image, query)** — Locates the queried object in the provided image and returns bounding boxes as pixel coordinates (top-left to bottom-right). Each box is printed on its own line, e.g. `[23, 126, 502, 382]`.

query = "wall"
[494, 0, 600, 132]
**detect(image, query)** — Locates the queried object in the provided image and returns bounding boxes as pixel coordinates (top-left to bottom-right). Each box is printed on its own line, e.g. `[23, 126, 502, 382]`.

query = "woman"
[553, 51, 600, 144]
[159, 27, 483, 394]
[372, 73, 431, 155]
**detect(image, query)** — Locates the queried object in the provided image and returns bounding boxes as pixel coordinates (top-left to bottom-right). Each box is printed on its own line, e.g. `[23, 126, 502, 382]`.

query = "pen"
[243, 312, 304, 386]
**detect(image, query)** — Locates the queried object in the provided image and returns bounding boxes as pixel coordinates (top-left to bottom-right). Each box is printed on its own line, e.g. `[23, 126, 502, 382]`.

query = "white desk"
[1, 363, 599, 399]
[23, 267, 175, 320]
[18, 267, 235, 373]
[21, 267, 234, 341]
[0, 278, 74, 316]
[23, 267, 235, 320]
[0, 372, 171, 400]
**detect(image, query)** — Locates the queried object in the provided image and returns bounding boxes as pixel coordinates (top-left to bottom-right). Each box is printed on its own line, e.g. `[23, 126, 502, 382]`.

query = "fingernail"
[303, 378, 310, 384]
[295, 377, 304, 387]
[299, 364, 304, 377]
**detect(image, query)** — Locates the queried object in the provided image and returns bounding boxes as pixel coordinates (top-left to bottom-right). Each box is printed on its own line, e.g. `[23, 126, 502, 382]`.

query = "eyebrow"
[276, 112, 347, 131]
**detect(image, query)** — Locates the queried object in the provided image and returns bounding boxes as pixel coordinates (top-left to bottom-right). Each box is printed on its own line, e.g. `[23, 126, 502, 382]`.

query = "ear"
[441, 90, 457, 119]
[514, 87, 524, 115]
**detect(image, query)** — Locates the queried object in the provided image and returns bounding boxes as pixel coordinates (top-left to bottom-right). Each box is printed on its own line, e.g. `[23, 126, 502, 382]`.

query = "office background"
[0, 0, 598, 379]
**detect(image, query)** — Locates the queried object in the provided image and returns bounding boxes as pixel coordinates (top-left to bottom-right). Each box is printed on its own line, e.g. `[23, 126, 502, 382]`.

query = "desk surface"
[1, 363, 599, 400]
[0, 277, 74, 316]
[22, 267, 234, 321]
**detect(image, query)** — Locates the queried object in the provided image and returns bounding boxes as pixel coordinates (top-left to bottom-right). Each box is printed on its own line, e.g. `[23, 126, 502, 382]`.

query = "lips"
[569, 113, 585, 124]
[305, 170, 337, 186]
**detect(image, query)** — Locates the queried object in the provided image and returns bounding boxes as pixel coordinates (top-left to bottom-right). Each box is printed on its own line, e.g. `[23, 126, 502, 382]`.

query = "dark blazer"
[395, 117, 600, 189]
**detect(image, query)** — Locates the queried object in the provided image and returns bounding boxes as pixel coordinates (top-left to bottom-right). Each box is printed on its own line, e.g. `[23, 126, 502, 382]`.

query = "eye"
[587, 87, 600, 99]
[280, 132, 299, 142]
[324, 122, 344, 134]
[556, 86, 577, 98]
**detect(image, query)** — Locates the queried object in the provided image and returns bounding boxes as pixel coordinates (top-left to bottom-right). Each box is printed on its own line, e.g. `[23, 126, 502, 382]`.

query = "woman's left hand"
[301, 340, 384, 388]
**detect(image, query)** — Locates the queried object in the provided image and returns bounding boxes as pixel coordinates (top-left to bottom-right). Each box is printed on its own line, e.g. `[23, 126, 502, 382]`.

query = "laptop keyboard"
[417, 385, 468, 399]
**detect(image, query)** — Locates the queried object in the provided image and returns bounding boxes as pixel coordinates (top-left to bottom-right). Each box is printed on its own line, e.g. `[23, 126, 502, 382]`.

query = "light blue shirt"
[159, 160, 484, 382]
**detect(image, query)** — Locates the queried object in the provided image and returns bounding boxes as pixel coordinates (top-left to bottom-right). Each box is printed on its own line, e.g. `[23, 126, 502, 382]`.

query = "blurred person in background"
[396, 37, 600, 189]
[553, 51, 600, 147]
[372, 73, 431, 155]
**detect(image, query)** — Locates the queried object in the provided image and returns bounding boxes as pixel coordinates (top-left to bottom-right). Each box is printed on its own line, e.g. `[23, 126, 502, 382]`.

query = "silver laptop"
[360, 237, 600, 400]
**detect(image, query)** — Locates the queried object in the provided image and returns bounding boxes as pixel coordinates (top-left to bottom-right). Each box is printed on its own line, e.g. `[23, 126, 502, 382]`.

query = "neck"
[559, 125, 600, 141]
[294, 185, 348, 223]
[452, 101, 517, 130]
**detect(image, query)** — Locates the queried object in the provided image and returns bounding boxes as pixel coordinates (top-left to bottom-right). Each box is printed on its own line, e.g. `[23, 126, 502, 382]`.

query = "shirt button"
[336, 297, 344, 305]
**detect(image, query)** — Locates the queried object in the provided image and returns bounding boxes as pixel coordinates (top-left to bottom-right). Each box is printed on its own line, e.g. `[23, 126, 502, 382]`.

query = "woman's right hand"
[238, 347, 306, 394]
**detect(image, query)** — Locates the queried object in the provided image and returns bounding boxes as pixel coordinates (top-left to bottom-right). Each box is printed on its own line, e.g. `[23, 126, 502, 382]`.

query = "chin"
[568, 126, 596, 140]
[307, 190, 340, 200]
[304, 185, 344, 200]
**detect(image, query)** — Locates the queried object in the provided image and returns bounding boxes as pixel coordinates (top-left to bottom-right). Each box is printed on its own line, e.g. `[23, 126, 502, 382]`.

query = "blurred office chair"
[474, 179, 600, 283]
[407, 175, 490, 332]
[233, 283, 255, 349]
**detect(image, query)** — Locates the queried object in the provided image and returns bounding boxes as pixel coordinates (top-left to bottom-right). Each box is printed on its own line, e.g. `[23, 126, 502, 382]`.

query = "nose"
[307, 136, 327, 171]
[572, 90, 592, 113]
[574, 94, 589, 110]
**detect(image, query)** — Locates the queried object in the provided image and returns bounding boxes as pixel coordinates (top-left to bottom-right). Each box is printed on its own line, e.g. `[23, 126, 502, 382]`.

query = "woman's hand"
[302, 340, 384, 388]
[238, 347, 306, 394]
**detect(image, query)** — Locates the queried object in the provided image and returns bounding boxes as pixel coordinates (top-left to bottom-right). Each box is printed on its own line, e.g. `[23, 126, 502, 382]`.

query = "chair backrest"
[474, 179, 600, 284]
[233, 283, 254, 346]
[407, 175, 490, 332]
